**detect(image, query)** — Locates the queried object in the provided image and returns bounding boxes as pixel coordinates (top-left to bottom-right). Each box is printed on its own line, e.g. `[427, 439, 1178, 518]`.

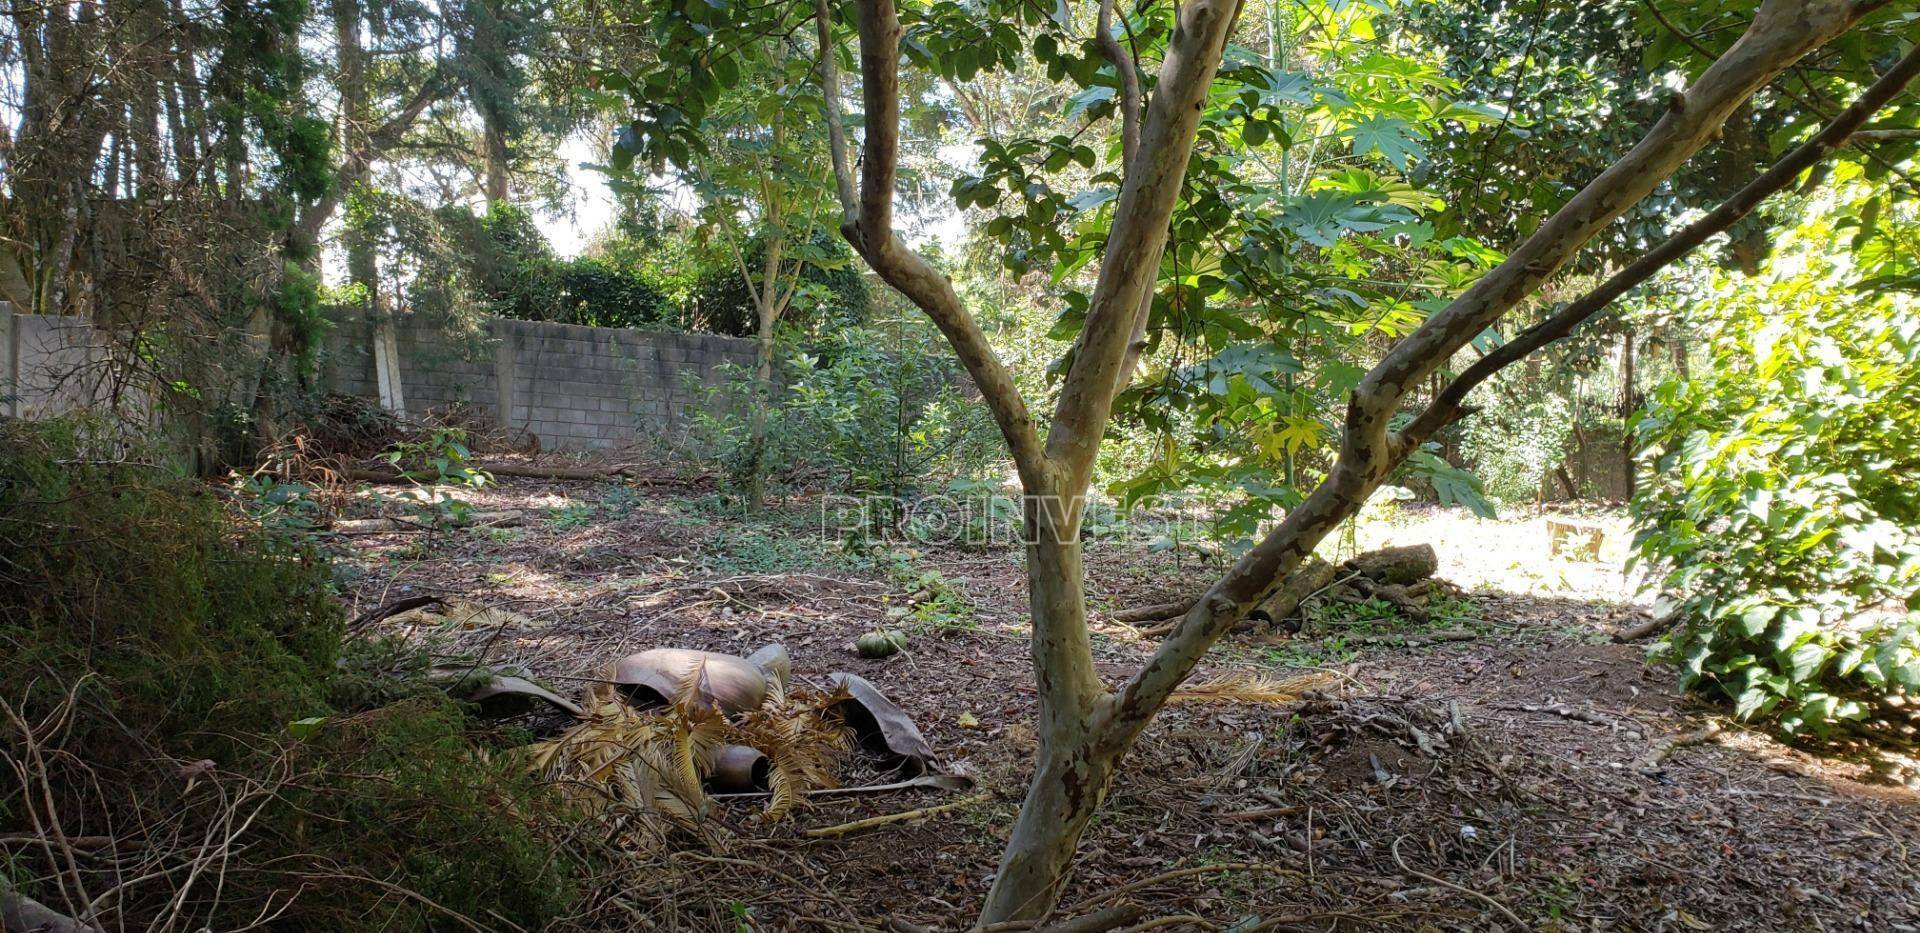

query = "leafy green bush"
[555, 256, 672, 327]
[446, 203, 671, 328]
[1458, 368, 1573, 504]
[1632, 248, 1920, 736]
[687, 229, 870, 338]
[683, 323, 998, 499]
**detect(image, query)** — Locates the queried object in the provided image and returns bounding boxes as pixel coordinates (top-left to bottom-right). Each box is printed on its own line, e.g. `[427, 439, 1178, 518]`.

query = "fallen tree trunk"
[1124, 545, 1438, 632]
[1111, 599, 1201, 626]
[1344, 544, 1437, 586]
[1246, 556, 1339, 626]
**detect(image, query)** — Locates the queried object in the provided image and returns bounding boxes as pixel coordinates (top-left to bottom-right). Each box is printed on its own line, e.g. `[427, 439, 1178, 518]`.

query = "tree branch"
[814, 0, 858, 228]
[1099, 0, 1874, 740]
[843, 0, 1051, 489]
[1398, 40, 1920, 453]
[1851, 127, 1920, 143]
[1046, 0, 1242, 494]
[1094, 0, 1163, 399]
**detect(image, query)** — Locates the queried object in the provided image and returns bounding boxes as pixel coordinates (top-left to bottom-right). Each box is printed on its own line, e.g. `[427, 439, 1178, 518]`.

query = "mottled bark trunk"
[980, 508, 1109, 923]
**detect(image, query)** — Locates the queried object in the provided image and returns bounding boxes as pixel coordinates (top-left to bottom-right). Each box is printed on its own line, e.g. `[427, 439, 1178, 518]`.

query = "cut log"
[1117, 544, 1440, 631]
[1112, 598, 1198, 626]
[1342, 544, 1437, 586]
[1245, 557, 1338, 626]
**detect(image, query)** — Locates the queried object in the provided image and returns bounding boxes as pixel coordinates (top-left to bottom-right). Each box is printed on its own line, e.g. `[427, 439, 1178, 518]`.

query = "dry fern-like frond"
[731, 688, 854, 819]
[529, 699, 723, 826]
[532, 670, 867, 829]
[1169, 670, 1332, 704]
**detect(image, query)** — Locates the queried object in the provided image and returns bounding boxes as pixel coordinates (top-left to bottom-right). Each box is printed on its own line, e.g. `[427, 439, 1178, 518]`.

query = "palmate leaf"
[1345, 115, 1427, 171]
[1407, 450, 1496, 519]
[1274, 190, 1415, 247]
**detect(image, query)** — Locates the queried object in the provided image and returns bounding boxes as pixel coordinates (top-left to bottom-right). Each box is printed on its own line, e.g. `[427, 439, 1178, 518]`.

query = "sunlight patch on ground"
[1338, 505, 1647, 605]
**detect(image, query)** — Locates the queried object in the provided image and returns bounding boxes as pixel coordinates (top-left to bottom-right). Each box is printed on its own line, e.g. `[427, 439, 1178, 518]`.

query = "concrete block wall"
[2, 305, 126, 419]
[322, 310, 758, 451]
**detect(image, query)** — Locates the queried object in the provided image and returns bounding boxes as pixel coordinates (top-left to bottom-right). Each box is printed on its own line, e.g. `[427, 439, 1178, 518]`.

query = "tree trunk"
[1618, 328, 1637, 501]
[817, 0, 1887, 927]
[483, 118, 510, 203]
[980, 523, 1111, 924]
[746, 302, 775, 508]
[744, 222, 784, 509]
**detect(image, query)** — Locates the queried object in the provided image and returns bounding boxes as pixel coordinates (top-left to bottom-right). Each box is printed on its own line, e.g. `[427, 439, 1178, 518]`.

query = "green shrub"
[682, 322, 999, 499]
[0, 419, 340, 755]
[1632, 241, 1920, 736]
[267, 698, 581, 930]
[687, 229, 870, 338]
[555, 256, 672, 327]
[0, 420, 584, 928]
[1458, 368, 1573, 504]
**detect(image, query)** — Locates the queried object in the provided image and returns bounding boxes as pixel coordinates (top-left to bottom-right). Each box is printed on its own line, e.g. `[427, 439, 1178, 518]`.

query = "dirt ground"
[335, 474, 1920, 931]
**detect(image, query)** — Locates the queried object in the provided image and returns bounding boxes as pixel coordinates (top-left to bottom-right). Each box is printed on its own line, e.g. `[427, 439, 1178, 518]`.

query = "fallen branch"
[1635, 722, 1724, 772]
[974, 904, 1145, 933]
[1390, 835, 1526, 931]
[711, 771, 975, 801]
[1352, 629, 1480, 647]
[346, 463, 693, 485]
[803, 792, 991, 838]
[1215, 805, 1304, 822]
[327, 510, 524, 534]
[348, 595, 442, 634]
[1504, 703, 1617, 728]
[1612, 611, 1676, 643]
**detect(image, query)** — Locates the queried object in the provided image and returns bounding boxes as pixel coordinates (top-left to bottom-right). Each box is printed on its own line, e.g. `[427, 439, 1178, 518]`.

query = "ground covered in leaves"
[334, 470, 1920, 931]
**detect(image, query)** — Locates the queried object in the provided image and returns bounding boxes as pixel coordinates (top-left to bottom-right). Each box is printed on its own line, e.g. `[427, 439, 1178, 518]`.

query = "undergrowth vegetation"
[1633, 202, 1920, 741]
[0, 420, 585, 929]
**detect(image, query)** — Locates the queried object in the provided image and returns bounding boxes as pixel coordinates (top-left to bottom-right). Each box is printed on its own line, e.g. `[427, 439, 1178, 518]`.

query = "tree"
[597, 2, 851, 506]
[617, 0, 1911, 921]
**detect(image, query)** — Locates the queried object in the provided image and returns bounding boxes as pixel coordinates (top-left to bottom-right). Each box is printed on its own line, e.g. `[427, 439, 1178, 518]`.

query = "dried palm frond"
[529, 699, 725, 825]
[730, 688, 854, 819]
[1169, 670, 1332, 704]
[531, 676, 858, 827]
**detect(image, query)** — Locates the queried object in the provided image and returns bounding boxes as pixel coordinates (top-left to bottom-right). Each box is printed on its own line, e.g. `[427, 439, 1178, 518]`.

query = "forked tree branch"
[840, 0, 1052, 489]
[1094, 0, 1164, 398]
[1399, 41, 1920, 454]
[1046, 0, 1242, 494]
[813, 0, 858, 228]
[1101, 0, 1877, 736]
